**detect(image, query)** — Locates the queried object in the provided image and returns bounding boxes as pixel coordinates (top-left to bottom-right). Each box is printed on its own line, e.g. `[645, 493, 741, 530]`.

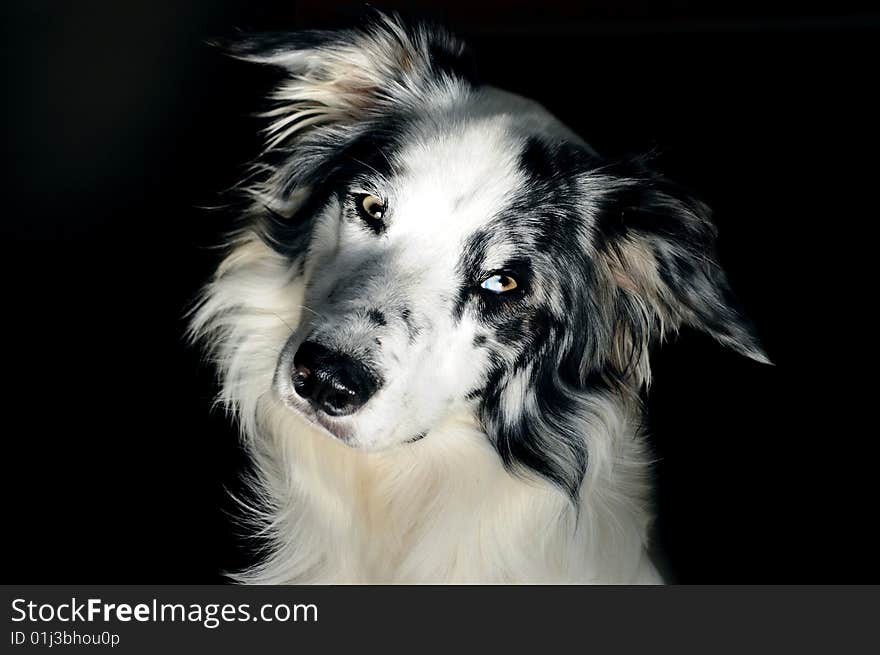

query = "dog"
[190, 14, 769, 583]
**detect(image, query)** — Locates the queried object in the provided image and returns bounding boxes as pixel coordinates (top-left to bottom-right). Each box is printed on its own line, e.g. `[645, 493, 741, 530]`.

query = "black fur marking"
[451, 139, 613, 499]
[405, 431, 427, 443]
[453, 227, 492, 322]
[477, 351, 591, 502]
[519, 137, 558, 181]
[490, 345, 592, 501]
[472, 334, 487, 347]
[256, 112, 410, 258]
[465, 388, 483, 401]
[399, 306, 420, 342]
[366, 309, 387, 327]
[456, 140, 744, 500]
[518, 137, 597, 184]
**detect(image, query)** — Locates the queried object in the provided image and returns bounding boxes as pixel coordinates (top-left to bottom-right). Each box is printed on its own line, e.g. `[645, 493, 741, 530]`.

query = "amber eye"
[355, 194, 385, 223]
[480, 274, 518, 294]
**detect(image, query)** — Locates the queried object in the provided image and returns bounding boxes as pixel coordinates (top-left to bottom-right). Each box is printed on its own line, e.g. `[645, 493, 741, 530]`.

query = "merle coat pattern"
[191, 15, 768, 583]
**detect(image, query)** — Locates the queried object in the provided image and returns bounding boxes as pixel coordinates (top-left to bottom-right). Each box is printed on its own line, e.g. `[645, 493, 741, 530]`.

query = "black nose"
[291, 341, 380, 417]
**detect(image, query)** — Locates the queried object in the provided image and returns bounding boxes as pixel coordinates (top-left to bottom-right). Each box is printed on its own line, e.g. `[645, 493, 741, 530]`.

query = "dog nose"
[291, 341, 380, 416]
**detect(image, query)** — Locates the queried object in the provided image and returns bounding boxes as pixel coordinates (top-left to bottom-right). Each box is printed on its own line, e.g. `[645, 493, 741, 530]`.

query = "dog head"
[200, 15, 768, 499]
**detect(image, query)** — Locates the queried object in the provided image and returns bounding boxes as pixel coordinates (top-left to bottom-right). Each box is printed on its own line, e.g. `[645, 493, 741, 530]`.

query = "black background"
[2, 1, 877, 583]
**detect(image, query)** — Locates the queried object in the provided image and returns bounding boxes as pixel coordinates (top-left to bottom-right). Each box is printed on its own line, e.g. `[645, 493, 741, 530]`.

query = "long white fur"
[189, 15, 669, 584]
[190, 235, 660, 583]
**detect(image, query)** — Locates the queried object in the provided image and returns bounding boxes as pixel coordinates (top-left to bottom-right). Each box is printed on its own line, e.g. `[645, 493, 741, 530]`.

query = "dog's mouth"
[279, 391, 356, 444]
[312, 410, 355, 443]
[277, 386, 431, 448]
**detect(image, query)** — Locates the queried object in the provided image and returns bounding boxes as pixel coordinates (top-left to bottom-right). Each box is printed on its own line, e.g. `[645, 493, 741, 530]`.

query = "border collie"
[190, 14, 769, 583]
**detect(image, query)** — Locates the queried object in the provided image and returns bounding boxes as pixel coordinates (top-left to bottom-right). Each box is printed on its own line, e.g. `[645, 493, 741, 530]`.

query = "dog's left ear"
[591, 161, 770, 366]
[224, 13, 475, 149]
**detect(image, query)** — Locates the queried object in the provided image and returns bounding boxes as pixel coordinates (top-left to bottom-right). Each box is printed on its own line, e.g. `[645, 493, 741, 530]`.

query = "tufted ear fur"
[226, 13, 475, 150]
[587, 160, 770, 383]
[220, 13, 477, 251]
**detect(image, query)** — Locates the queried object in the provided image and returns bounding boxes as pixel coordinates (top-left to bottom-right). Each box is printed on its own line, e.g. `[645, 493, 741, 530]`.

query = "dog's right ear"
[223, 13, 476, 149]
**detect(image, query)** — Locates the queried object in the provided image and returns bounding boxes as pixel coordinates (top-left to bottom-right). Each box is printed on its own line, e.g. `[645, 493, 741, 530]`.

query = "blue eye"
[480, 274, 518, 294]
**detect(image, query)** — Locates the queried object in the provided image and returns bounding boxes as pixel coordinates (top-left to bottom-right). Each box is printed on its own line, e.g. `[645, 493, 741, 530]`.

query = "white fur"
[190, 236, 661, 584]
[188, 15, 682, 584]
